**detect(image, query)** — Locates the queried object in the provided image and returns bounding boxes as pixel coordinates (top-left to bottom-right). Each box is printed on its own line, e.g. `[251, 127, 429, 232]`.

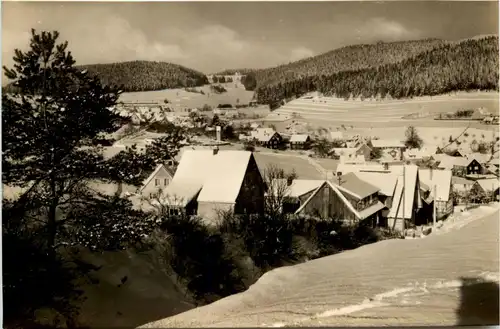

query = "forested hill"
[248, 38, 447, 88]
[255, 36, 499, 105]
[3, 60, 209, 93]
[80, 61, 209, 92]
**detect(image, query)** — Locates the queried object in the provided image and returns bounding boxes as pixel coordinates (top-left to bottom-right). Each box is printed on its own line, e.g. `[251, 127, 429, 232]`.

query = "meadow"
[272, 91, 499, 129]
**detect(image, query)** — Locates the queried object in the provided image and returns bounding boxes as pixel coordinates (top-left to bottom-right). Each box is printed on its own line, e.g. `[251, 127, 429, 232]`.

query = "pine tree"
[2, 30, 161, 326]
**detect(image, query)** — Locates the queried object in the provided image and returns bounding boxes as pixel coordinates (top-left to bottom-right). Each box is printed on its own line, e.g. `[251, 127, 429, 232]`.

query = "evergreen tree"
[2, 29, 158, 326]
[404, 126, 424, 149]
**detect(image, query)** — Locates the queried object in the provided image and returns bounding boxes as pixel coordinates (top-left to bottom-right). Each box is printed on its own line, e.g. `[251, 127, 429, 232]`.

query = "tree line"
[254, 37, 499, 105]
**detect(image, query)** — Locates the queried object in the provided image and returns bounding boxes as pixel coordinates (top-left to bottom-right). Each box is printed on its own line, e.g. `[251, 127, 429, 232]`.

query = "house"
[387, 165, 422, 232]
[139, 164, 175, 197]
[467, 153, 492, 165]
[403, 148, 436, 162]
[354, 172, 398, 220]
[370, 139, 406, 161]
[295, 173, 385, 227]
[289, 134, 312, 150]
[451, 176, 475, 204]
[160, 149, 265, 222]
[470, 178, 500, 202]
[267, 179, 324, 214]
[251, 128, 283, 149]
[436, 156, 483, 177]
[330, 143, 371, 161]
[418, 169, 453, 221]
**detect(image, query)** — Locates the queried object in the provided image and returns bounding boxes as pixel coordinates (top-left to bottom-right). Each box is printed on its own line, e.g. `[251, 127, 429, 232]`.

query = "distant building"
[330, 144, 371, 161]
[437, 156, 483, 177]
[470, 178, 500, 202]
[251, 128, 283, 149]
[289, 134, 312, 150]
[370, 139, 406, 161]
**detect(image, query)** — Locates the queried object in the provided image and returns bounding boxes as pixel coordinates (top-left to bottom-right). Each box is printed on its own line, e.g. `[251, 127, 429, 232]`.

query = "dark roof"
[334, 172, 380, 199]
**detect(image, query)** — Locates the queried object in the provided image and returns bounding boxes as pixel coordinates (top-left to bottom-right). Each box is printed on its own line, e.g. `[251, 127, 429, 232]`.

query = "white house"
[139, 164, 175, 197]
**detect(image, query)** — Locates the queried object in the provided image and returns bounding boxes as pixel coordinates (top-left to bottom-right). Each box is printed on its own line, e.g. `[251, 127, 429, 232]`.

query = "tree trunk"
[47, 176, 58, 256]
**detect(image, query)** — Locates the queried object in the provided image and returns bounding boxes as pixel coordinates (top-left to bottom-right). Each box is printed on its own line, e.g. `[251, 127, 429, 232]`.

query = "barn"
[295, 173, 385, 227]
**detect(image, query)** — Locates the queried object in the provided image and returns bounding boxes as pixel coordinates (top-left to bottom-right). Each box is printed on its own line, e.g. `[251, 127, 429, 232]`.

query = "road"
[140, 206, 499, 328]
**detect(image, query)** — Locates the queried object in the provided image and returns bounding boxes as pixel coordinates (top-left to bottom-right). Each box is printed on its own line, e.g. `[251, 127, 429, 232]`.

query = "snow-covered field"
[118, 83, 254, 110]
[141, 205, 499, 327]
[271, 91, 499, 128]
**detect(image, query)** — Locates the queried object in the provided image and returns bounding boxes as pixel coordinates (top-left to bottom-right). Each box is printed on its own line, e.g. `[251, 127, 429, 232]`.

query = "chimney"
[216, 126, 221, 141]
[213, 146, 219, 155]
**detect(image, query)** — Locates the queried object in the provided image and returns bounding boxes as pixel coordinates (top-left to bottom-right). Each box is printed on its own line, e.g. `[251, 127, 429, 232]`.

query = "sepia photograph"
[1, 0, 499, 328]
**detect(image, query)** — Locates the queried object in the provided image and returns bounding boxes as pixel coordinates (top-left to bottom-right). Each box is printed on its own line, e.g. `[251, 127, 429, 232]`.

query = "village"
[100, 91, 500, 238]
[3, 4, 500, 327]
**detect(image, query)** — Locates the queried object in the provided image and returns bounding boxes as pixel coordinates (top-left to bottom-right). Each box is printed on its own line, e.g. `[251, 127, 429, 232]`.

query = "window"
[155, 178, 159, 186]
[338, 172, 342, 176]
[164, 178, 168, 186]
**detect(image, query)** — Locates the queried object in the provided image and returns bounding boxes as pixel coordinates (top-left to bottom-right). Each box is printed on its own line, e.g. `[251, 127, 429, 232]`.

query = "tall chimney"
[216, 126, 221, 141]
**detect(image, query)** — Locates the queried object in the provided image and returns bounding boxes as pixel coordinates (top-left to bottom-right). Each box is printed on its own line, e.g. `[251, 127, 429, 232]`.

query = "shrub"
[158, 215, 245, 304]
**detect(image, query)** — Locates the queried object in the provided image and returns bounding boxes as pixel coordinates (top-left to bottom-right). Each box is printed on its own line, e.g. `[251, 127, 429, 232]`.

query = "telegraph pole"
[433, 184, 437, 228]
[402, 165, 406, 233]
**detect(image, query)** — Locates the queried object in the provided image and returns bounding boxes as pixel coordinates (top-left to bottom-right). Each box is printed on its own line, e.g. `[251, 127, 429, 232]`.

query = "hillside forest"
[254, 37, 499, 105]
[3, 60, 209, 93]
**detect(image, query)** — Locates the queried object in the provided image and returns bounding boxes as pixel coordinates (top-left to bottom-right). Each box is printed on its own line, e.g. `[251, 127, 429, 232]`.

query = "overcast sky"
[2, 1, 498, 82]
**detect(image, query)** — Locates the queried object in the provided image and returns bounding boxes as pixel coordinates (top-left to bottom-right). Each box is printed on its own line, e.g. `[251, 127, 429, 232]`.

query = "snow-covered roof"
[336, 163, 395, 175]
[354, 172, 398, 196]
[371, 139, 405, 148]
[290, 134, 310, 143]
[437, 156, 471, 170]
[418, 169, 452, 202]
[139, 164, 174, 193]
[161, 150, 215, 206]
[452, 176, 474, 192]
[197, 151, 254, 203]
[475, 178, 500, 192]
[268, 179, 323, 198]
[334, 172, 380, 200]
[331, 148, 357, 156]
[467, 153, 492, 164]
[295, 180, 385, 220]
[162, 150, 256, 206]
[251, 128, 278, 142]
